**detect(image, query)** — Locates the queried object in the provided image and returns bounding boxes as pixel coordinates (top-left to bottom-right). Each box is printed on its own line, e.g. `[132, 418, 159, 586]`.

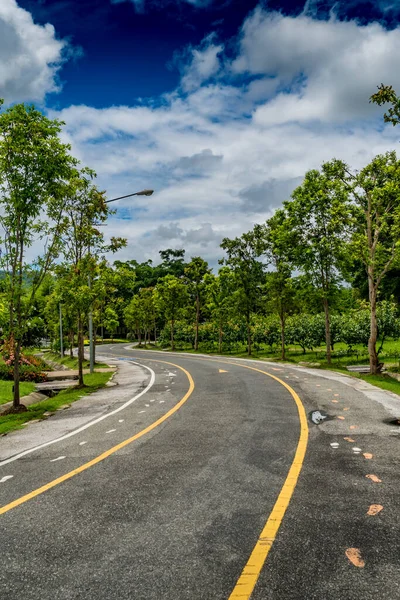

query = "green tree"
[103, 306, 119, 341]
[325, 152, 400, 373]
[185, 257, 211, 351]
[154, 275, 189, 351]
[205, 268, 235, 353]
[259, 212, 295, 360]
[60, 169, 125, 385]
[220, 231, 265, 355]
[286, 168, 350, 364]
[370, 84, 400, 126]
[0, 101, 77, 410]
[124, 295, 145, 345]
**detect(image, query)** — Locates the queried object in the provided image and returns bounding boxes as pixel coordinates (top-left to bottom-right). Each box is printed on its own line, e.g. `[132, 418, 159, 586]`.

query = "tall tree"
[205, 267, 235, 354]
[185, 257, 211, 351]
[325, 152, 400, 373]
[220, 231, 265, 355]
[285, 168, 350, 364]
[0, 101, 77, 411]
[259, 212, 295, 360]
[154, 275, 189, 351]
[60, 168, 125, 386]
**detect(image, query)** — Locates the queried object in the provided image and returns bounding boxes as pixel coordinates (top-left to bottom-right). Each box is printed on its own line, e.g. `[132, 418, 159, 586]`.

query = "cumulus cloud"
[50, 7, 400, 265]
[0, 0, 68, 104]
[233, 8, 400, 124]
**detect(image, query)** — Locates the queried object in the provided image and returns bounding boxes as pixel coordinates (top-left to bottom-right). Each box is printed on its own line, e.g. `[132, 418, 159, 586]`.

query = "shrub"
[0, 363, 47, 382]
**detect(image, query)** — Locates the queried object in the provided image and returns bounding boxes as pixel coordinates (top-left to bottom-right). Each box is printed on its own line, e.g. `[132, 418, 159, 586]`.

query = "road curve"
[1, 344, 399, 600]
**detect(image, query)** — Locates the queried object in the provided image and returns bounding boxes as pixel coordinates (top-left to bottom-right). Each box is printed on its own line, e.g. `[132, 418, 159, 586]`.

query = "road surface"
[1, 345, 399, 599]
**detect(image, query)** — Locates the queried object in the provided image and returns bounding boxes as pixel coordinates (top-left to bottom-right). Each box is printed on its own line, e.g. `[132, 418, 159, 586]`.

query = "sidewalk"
[0, 360, 150, 462]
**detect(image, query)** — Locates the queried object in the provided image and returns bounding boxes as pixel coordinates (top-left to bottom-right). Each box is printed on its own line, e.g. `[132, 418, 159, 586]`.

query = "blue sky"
[2, 0, 400, 265]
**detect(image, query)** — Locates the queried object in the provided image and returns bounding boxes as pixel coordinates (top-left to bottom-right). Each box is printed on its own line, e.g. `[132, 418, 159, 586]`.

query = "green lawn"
[0, 381, 36, 406]
[43, 352, 109, 370]
[0, 371, 112, 436]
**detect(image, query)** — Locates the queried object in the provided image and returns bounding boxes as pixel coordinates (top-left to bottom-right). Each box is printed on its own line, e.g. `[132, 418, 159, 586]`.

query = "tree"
[205, 268, 235, 353]
[259, 212, 295, 360]
[154, 275, 189, 351]
[220, 231, 265, 355]
[185, 257, 211, 351]
[103, 306, 119, 341]
[285, 168, 350, 364]
[60, 168, 125, 386]
[370, 84, 400, 126]
[0, 101, 77, 411]
[124, 296, 145, 345]
[325, 152, 400, 373]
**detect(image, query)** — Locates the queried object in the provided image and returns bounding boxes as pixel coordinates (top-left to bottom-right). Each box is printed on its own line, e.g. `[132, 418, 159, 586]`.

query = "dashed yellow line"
[0, 360, 194, 516]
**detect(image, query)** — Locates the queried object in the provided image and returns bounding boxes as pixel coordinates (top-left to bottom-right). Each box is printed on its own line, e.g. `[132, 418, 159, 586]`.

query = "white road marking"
[0, 475, 13, 483]
[79, 441, 87, 446]
[139, 410, 146, 414]
[168, 372, 176, 377]
[0, 362, 156, 468]
[106, 429, 116, 434]
[150, 399, 155, 403]
[353, 447, 362, 453]
[160, 400, 165, 403]
[145, 404, 149, 407]
[50, 456, 66, 462]
[118, 419, 124, 423]
[330, 443, 339, 449]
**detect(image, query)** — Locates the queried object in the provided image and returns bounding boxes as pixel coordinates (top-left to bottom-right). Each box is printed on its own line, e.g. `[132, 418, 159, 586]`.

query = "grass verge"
[0, 371, 112, 436]
[43, 352, 109, 370]
[0, 381, 36, 406]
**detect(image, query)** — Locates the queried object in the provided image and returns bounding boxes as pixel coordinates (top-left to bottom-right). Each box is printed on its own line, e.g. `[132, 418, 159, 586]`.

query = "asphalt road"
[1, 345, 399, 599]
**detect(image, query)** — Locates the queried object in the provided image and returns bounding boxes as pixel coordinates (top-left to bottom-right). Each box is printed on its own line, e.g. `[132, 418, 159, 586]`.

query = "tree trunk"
[137, 327, 142, 347]
[69, 330, 74, 359]
[279, 311, 286, 360]
[154, 320, 157, 345]
[12, 339, 23, 410]
[323, 297, 332, 365]
[219, 323, 223, 354]
[194, 293, 200, 351]
[77, 315, 84, 387]
[247, 315, 252, 356]
[101, 325, 104, 344]
[368, 283, 379, 374]
[171, 318, 175, 351]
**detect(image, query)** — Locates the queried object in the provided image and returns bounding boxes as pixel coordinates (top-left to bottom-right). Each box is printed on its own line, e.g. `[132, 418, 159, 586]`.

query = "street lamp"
[105, 189, 154, 203]
[88, 188, 154, 373]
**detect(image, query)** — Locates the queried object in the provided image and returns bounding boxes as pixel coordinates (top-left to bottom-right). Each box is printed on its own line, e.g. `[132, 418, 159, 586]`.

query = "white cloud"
[233, 8, 400, 124]
[0, 0, 68, 104]
[49, 8, 400, 265]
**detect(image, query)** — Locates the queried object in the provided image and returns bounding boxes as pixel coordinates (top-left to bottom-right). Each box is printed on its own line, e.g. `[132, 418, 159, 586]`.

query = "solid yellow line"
[0, 360, 194, 516]
[225, 362, 308, 599]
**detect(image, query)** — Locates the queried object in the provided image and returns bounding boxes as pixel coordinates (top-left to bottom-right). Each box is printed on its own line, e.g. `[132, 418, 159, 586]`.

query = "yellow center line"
[161, 354, 308, 600]
[0, 360, 194, 516]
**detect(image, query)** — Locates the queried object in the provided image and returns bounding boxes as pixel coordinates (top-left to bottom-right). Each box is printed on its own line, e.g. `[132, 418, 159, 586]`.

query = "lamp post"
[88, 189, 154, 373]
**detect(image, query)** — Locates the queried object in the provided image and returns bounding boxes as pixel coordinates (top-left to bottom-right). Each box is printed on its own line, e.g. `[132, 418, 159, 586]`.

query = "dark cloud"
[175, 149, 223, 174]
[150, 221, 219, 247]
[238, 176, 303, 214]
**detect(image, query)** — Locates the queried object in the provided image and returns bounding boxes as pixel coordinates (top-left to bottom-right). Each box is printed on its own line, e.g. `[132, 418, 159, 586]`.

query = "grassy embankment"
[0, 353, 114, 436]
[135, 340, 400, 400]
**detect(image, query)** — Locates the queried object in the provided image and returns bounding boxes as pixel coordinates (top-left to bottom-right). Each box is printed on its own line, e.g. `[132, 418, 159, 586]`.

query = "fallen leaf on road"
[344, 437, 355, 442]
[363, 453, 373, 460]
[345, 548, 365, 568]
[367, 504, 383, 516]
[366, 474, 382, 483]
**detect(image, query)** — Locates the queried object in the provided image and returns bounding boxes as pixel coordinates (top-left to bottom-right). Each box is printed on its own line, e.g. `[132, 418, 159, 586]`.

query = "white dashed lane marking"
[79, 441, 87, 446]
[106, 429, 116, 434]
[50, 456, 66, 462]
[0, 475, 13, 483]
